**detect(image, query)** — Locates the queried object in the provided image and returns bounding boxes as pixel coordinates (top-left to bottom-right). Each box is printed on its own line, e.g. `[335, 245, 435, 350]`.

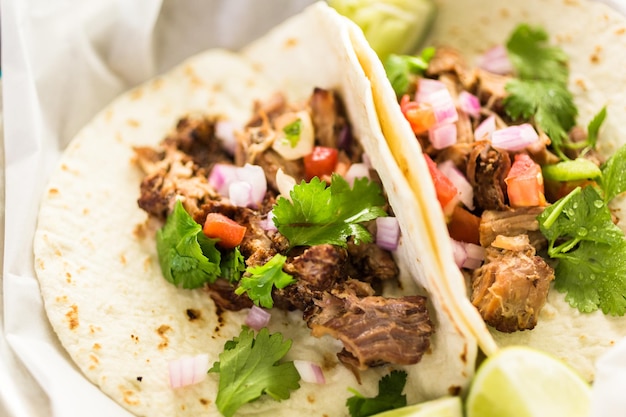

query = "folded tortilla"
[33, 3, 476, 416]
[351, 0, 626, 381]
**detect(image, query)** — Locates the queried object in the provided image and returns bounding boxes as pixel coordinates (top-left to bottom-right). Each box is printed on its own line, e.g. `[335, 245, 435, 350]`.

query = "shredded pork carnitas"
[134, 88, 433, 371]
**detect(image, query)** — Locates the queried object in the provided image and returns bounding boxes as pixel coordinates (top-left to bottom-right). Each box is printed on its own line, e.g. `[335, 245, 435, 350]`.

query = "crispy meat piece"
[426, 46, 477, 90]
[346, 241, 399, 285]
[206, 278, 253, 311]
[308, 280, 433, 370]
[480, 207, 546, 250]
[471, 234, 555, 332]
[476, 69, 511, 111]
[253, 149, 305, 194]
[274, 244, 349, 311]
[467, 141, 511, 211]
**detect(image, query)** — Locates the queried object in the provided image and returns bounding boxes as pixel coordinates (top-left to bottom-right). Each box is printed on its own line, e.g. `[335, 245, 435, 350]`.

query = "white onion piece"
[169, 354, 210, 389]
[376, 217, 400, 251]
[245, 305, 271, 331]
[272, 110, 315, 160]
[344, 163, 371, 186]
[208, 163, 238, 196]
[474, 115, 496, 141]
[458, 91, 481, 118]
[416, 78, 447, 103]
[294, 360, 326, 384]
[236, 164, 267, 208]
[229, 181, 252, 207]
[477, 45, 514, 75]
[275, 168, 297, 202]
[491, 123, 539, 151]
[429, 123, 457, 150]
[215, 120, 241, 156]
[438, 160, 474, 210]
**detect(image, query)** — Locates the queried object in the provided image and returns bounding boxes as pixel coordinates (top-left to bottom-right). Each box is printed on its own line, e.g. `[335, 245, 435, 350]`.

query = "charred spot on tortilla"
[65, 304, 79, 330]
[156, 324, 171, 349]
[186, 308, 201, 321]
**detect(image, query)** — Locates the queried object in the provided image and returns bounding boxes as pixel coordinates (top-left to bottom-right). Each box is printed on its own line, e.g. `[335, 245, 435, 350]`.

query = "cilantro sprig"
[384, 47, 435, 97]
[272, 174, 388, 248]
[346, 370, 408, 417]
[209, 327, 300, 417]
[503, 24, 577, 160]
[538, 144, 626, 315]
[156, 200, 222, 289]
[235, 254, 295, 308]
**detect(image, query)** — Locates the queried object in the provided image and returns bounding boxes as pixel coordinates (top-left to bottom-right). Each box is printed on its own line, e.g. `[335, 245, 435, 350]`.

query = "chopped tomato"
[424, 154, 459, 215]
[400, 94, 436, 134]
[545, 178, 597, 203]
[448, 205, 481, 245]
[304, 146, 338, 180]
[203, 213, 247, 249]
[505, 153, 547, 207]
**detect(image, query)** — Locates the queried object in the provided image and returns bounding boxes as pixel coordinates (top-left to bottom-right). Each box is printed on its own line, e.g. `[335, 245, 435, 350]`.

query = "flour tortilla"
[33, 3, 475, 416]
[351, 0, 626, 381]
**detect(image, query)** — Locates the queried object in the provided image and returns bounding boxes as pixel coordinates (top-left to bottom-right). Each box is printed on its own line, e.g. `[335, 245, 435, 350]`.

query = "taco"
[32, 3, 476, 416]
[348, 0, 626, 381]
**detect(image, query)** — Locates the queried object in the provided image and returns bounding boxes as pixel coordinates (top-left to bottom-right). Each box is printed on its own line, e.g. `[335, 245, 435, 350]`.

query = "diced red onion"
[451, 239, 486, 270]
[458, 91, 481, 119]
[376, 216, 400, 251]
[416, 78, 447, 103]
[215, 120, 241, 156]
[361, 153, 372, 169]
[208, 163, 267, 208]
[260, 210, 277, 232]
[463, 243, 486, 269]
[337, 124, 353, 153]
[229, 181, 252, 208]
[428, 123, 457, 150]
[425, 89, 459, 125]
[294, 360, 326, 384]
[208, 163, 238, 196]
[451, 239, 468, 268]
[235, 164, 267, 208]
[344, 163, 371, 186]
[169, 354, 209, 389]
[438, 160, 474, 210]
[245, 305, 271, 331]
[491, 123, 539, 151]
[474, 115, 496, 141]
[477, 45, 514, 75]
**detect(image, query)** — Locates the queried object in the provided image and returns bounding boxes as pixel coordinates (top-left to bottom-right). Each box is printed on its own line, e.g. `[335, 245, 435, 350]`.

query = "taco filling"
[385, 23, 626, 333]
[133, 87, 433, 370]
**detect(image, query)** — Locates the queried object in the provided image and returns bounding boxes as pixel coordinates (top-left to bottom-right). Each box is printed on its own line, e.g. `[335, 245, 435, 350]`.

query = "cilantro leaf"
[504, 79, 576, 158]
[506, 24, 569, 84]
[209, 327, 300, 417]
[346, 370, 408, 417]
[282, 119, 302, 148]
[554, 240, 626, 315]
[539, 186, 624, 255]
[156, 200, 221, 289]
[220, 246, 246, 284]
[503, 24, 577, 160]
[585, 106, 607, 150]
[273, 174, 388, 248]
[538, 185, 626, 315]
[384, 47, 435, 97]
[600, 143, 626, 202]
[235, 254, 295, 308]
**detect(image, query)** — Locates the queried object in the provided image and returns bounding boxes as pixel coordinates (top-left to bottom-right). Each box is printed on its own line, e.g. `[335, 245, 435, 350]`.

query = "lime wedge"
[466, 346, 591, 417]
[372, 396, 462, 417]
[328, 0, 437, 60]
